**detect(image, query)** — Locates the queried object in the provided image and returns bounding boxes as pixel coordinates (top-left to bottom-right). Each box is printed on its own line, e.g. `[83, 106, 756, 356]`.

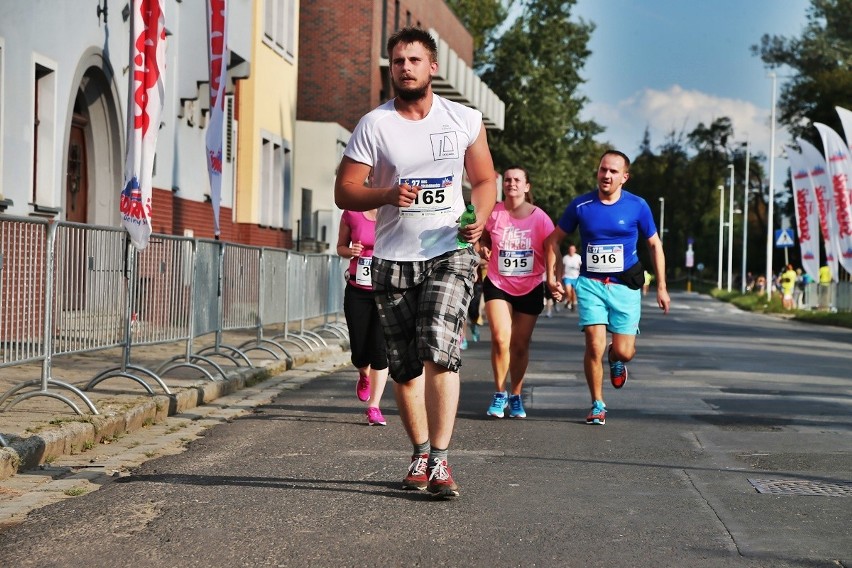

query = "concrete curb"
[0, 343, 347, 481]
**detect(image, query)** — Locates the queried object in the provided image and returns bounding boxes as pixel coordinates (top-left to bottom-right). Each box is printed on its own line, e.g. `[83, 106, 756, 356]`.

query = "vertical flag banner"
[786, 146, 821, 280]
[206, 0, 228, 238]
[120, 0, 166, 250]
[837, 106, 852, 151]
[814, 123, 852, 275]
[797, 137, 839, 281]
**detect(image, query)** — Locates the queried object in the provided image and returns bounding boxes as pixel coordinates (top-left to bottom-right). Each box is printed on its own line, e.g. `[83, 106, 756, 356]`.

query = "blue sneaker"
[471, 324, 480, 342]
[460, 336, 469, 350]
[508, 394, 526, 418]
[586, 400, 606, 425]
[487, 391, 508, 418]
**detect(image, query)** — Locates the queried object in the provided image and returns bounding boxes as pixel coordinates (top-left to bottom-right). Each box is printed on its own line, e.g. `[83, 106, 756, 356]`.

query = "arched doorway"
[66, 105, 89, 224]
[65, 62, 123, 226]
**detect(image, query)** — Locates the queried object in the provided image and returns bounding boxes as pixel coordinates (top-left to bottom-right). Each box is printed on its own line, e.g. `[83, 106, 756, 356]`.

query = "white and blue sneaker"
[487, 391, 509, 418]
[508, 394, 527, 419]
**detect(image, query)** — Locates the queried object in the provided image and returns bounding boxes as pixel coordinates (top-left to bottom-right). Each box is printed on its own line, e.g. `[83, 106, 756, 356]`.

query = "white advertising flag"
[813, 123, 852, 275]
[786, 146, 821, 281]
[797, 137, 839, 281]
[837, 106, 852, 151]
[120, 0, 166, 251]
[206, 0, 228, 238]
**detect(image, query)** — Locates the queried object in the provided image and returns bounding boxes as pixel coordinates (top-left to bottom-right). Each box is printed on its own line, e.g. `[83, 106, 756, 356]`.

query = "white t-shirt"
[344, 95, 483, 261]
[562, 252, 582, 280]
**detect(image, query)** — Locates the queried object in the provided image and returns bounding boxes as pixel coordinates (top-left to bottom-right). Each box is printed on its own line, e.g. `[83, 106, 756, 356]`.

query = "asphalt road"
[0, 291, 850, 567]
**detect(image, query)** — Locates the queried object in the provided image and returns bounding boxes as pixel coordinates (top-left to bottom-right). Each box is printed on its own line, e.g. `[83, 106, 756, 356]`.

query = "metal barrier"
[0, 215, 348, 435]
[0, 218, 99, 414]
[85, 234, 195, 394]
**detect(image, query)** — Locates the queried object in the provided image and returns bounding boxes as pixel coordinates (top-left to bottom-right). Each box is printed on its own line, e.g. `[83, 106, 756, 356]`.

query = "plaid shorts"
[371, 247, 479, 382]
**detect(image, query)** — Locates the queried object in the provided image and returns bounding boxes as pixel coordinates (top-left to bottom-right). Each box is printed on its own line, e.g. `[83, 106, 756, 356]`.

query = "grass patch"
[710, 290, 852, 328]
[63, 487, 88, 497]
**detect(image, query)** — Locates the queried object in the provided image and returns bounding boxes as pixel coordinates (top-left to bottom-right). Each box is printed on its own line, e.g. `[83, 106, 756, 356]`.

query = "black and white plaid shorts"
[371, 247, 479, 382]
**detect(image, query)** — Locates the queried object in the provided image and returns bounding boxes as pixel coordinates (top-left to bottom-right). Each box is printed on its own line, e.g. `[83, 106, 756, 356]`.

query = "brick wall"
[151, 188, 293, 249]
[298, 0, 474, 132]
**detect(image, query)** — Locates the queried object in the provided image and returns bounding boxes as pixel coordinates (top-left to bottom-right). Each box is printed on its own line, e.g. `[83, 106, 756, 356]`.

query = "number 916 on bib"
[586, 243, 624, 272]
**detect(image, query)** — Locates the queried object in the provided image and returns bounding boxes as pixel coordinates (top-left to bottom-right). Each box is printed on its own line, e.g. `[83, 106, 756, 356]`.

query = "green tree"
[752, 0, 852, 145]
[478, 0, 603, 219]
[444, 0, 512, 56]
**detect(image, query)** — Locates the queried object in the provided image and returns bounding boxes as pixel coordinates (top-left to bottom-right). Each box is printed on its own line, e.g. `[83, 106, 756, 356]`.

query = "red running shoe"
[608, 344, 628, 389]
[427, 457, 460, 498]
[402, 453, 429, 491]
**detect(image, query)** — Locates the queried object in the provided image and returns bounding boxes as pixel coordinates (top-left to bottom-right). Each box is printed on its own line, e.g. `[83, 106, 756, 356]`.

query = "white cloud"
[583, 85, 790, 185]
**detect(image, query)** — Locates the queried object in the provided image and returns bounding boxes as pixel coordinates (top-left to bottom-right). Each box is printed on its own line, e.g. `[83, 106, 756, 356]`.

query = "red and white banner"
[120, 0, 166, 251]
[838, 106, 852, 152]
[797, 137, 839, 281]
[814, 123, 852, 275]
[786, 146, 821, 281]
[206, 0, 228, 238]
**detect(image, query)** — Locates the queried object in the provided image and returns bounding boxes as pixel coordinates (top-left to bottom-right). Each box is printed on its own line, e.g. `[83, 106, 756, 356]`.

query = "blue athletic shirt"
[556, 189, 657, 279]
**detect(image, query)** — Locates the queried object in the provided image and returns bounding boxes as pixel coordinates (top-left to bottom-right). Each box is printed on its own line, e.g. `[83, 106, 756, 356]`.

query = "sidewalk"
[0, 325, 349, 481]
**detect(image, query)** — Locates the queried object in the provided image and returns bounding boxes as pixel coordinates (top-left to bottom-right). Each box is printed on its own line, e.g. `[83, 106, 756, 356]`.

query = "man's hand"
[657, 287, 671, 314]
[391, 181, 420, 208]
[458, 217, 485, 246]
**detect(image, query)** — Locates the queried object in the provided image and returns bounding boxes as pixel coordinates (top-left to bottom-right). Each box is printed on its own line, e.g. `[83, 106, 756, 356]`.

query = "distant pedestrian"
[818, 264, 832, 310]
[479, 166, 556, 420]
[780, 264, 797, 310]
[336, 209, 389, 426]
[561, 244, 581, 310]
[545, 150, 670, 425]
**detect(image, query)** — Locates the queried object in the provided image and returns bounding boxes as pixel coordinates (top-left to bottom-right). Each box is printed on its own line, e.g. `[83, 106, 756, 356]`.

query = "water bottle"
[457, 204, 476, 248]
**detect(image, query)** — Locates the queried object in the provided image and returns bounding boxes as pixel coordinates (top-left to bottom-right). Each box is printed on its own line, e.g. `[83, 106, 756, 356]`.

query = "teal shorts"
[575, 276, 641, 335]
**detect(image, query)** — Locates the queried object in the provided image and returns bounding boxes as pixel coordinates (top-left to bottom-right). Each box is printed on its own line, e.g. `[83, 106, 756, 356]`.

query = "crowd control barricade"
[314, 255, 348, 340]
[155, 239, 244, 379]
[283, 252, 326, 349]
[0, 217, 100, 421]
[84, 234, 197, 393]
[246, 248, 298, 362]
[212, 243, 269, 364]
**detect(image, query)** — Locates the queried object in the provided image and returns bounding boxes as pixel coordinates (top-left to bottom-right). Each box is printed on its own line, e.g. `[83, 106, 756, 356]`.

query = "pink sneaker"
[365, 407, 386, 426]
[356, 374, 370, 402]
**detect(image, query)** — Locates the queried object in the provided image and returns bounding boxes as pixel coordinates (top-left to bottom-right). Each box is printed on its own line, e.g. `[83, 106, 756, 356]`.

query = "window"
[263, 0, 296, 60]
[259, 133, 291, 229]
[33, 61, 57, 207]
[301, 188, 312, 238]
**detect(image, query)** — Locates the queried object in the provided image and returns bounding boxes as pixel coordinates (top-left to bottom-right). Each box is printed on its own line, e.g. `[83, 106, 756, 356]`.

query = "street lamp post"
[741, 141, 750, 294]
[718, 185, 724, 290]
[727, 164, 735, 292]
[658, 197, 665, 245]
[765, 72, 777, 298]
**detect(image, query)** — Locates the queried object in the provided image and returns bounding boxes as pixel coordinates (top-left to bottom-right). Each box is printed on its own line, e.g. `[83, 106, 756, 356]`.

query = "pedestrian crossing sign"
[775, 228, 795, 248]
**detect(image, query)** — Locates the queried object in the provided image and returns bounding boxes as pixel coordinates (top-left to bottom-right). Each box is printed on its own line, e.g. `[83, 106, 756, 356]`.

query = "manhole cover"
[748, 478, 852, 496]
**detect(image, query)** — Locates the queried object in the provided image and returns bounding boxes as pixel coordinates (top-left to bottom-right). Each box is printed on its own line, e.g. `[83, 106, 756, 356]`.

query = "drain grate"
[749, 478, 852, 496]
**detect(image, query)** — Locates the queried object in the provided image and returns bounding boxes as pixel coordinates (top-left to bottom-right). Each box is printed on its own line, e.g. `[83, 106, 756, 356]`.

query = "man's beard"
[394, 78, 430, 102]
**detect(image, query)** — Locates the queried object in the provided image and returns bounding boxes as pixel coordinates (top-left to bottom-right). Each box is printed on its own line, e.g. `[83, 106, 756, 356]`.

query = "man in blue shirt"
[545, 150, 670, 425]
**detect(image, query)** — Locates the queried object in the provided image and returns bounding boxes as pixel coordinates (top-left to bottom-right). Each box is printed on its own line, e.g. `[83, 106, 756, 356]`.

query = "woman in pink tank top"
[336, 209, 389, 426]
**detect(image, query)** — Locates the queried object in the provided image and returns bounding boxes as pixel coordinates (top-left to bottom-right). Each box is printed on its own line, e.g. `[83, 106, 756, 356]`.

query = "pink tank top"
[342, 210, 376, 290]
[484, 202, 555, 296]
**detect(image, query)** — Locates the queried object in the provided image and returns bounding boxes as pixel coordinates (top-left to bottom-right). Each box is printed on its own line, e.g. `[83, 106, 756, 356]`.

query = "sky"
[570, 0, 812, 188]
